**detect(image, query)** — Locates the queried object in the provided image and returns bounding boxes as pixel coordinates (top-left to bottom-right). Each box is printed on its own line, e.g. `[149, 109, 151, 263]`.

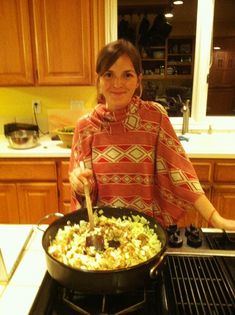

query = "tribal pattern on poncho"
[69, 96, 204, 226]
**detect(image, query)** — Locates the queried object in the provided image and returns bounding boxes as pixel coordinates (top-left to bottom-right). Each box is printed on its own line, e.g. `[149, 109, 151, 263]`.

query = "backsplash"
[47, 108, 88, 136]
[0, 86, 97, 135]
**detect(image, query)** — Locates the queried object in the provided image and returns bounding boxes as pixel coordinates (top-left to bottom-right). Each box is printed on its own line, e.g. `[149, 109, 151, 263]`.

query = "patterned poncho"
[69, 96, 204, 226]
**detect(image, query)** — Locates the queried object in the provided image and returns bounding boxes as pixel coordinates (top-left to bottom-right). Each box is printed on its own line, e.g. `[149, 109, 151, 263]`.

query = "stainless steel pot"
[6, 129, 39, 149]
[42, 207, 167, 294]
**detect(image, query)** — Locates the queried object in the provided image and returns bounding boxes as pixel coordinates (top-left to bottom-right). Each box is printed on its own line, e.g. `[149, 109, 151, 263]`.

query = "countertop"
[0, 133, 235, 159]
[0, 225, 47, 315]
[0, 225, 233, 315]
[0, 135, 71, 158]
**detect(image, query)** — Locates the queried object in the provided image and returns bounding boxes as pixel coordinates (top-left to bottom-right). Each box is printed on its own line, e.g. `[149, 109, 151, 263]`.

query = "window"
[105, 0, 235, 131]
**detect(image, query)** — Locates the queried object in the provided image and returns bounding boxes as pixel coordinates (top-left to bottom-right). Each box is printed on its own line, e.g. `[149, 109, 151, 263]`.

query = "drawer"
[0, 160, 57, 181]
[192, 162, 212, 182]
[214, 162, 235, 182]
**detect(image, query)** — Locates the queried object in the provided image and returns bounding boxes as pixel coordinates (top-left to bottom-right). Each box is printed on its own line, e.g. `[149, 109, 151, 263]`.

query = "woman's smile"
[99, 54, 140, 111]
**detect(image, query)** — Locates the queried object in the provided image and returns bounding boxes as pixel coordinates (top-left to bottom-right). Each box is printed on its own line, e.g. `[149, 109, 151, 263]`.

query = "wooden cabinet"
[178, 159, 235, 227]
[0, 0, 34, 85]
[178, 161, 213, 228]
[1, 157, 234, 225]
[0, 0, 105, 86]
[0, 184, 19, 223]
[0, 160, 58, 223]
[58, 158, 235, 228]
[57, 160, 71, 214]
[212, 185, 235, 220]
[211, 161, 235, 220]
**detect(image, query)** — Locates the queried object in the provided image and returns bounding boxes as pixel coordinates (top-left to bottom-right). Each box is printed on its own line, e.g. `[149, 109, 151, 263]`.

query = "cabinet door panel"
[212, 185, 235, 220]
[192, 161, 213, 182]
[0, 0, 34, 85]
[0, 184, 19, 223]
[17, 183, 58, 223]
[214, 162, 235, 182]
[32, 0, 92, 85]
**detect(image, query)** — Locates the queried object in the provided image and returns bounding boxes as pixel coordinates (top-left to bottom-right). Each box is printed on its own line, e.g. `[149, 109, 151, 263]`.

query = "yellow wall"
[0, 86, 97, 134]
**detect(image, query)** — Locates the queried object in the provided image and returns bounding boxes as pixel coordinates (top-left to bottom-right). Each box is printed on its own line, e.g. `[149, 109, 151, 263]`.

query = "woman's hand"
[194, 194, 235, 230]
[211, 211, 235, 230]
[69, 165, 93, 195]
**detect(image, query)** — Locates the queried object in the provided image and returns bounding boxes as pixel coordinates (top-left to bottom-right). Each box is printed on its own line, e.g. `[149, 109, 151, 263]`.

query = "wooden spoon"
[79, 161, 104, 251]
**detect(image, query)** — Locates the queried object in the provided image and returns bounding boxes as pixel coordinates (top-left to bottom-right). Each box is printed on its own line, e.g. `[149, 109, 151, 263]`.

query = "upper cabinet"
[0, 0, 34, 85]
[0, 0, 105, 86]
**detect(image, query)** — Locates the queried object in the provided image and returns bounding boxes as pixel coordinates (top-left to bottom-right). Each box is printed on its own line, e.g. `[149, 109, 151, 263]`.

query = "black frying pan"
[42, 206, 167, 294]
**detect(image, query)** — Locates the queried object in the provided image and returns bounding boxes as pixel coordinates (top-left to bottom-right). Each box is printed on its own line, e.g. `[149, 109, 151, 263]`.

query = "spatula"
[79, 161, 104, 251]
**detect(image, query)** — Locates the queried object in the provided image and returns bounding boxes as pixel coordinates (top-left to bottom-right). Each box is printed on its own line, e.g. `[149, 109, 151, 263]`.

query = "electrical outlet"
[32, 100, 41, 114]
[70, 99, 84, 109]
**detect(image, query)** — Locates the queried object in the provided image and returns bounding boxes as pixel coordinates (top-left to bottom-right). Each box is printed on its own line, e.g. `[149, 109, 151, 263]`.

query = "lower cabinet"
[0, 183, 19, 223]
[57, 160, 71, 214]
[212, 184, 235, 220]
[58, 158, 235, 228]
[0, 159, 58, 223]
[1, 157, 234, 225]
[178, 158, 235, 227]
[17, 183, 58, 223]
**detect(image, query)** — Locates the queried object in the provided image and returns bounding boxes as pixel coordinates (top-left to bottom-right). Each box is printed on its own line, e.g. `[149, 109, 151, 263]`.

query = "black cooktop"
[29, 256, 235, 315]
[29, 229, 235, 315]
[29, 272, 160, 315]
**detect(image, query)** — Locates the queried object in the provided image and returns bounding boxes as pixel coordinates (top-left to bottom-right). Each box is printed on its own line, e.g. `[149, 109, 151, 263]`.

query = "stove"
[29, 227, 235, 315]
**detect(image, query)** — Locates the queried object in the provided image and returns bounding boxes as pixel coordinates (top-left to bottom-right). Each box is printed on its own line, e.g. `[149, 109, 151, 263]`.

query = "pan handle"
[149, 253, 166, 278]
[36, 212, 64, 232]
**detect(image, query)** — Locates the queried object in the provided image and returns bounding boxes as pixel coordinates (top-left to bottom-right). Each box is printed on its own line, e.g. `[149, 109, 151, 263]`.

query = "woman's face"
[99, 54, 141, 111]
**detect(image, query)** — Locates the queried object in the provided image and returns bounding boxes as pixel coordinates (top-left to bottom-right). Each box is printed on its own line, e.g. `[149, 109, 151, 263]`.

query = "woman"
[69, 39, 235, 230]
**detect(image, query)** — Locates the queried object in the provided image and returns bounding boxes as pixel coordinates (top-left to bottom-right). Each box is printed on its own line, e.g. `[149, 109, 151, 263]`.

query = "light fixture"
[173, 0, 184, 5]
[164, 4, 174, 18]
[213, 46, 221, 50]
[165, 12, 174, 18]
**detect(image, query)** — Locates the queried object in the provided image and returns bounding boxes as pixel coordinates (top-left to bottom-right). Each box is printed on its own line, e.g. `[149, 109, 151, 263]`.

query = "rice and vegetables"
[48, 210, 162, 271]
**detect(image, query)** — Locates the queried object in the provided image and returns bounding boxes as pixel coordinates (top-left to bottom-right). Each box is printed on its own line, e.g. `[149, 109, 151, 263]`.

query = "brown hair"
[96, 39, 143, 101]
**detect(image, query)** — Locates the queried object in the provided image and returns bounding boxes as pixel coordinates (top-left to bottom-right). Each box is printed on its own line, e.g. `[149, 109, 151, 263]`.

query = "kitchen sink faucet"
[181, 99, 190, 134]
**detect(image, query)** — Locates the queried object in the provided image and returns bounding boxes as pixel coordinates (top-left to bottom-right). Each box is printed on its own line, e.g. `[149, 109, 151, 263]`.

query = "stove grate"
[165, 255, 235, 315]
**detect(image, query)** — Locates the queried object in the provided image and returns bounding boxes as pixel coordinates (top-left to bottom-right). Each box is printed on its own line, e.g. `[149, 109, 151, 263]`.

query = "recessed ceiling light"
[213, 46, 221, 50]
[165, 12, 174, 18]
[173, 0, 184, 5]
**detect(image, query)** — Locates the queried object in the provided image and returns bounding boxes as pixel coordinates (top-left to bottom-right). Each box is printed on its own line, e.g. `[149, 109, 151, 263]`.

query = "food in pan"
[48, 210, 162, 271]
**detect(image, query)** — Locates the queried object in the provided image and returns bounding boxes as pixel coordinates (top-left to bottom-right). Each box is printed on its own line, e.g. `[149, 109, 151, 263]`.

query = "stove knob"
[185, 224, 197, 237]
[169, 232, 183, 248]
[187, 230, 202, 248]
[167, 223, 180, 236]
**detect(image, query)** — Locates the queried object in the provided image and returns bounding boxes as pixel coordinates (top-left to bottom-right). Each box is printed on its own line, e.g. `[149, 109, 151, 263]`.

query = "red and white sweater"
[69, 96, 204, 226]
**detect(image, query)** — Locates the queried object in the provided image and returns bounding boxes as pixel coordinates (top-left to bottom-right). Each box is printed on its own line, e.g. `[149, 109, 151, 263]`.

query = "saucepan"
[41, 206, 167, 294]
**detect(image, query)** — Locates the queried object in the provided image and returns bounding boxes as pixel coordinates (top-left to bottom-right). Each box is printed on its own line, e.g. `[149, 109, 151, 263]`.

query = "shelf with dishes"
[143, 74, 193, 80]
[141, 37, 194, 79]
